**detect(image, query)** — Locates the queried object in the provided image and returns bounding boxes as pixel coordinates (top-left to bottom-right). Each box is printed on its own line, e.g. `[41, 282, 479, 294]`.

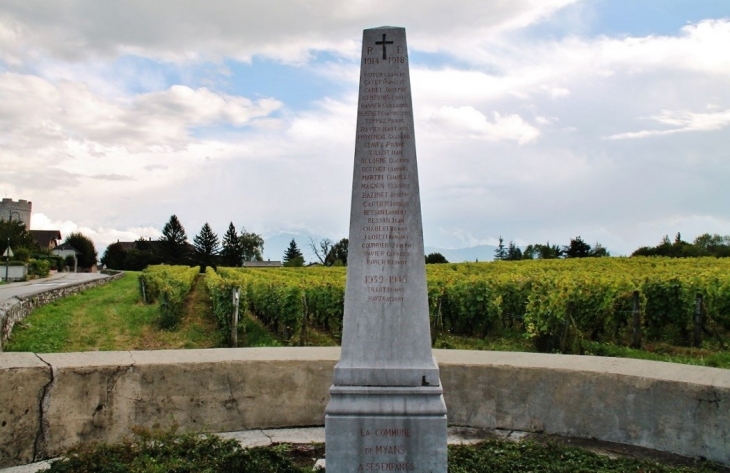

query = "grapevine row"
[139, 265, 199, 329]
[211, 258, 730, 350]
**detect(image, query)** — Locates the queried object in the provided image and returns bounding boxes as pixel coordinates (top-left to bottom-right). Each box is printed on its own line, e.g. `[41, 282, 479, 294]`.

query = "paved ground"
[0, 272, 111, 303]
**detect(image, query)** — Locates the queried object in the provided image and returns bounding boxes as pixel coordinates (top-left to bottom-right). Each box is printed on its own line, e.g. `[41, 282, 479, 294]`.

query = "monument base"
[325, 385, 447, 472]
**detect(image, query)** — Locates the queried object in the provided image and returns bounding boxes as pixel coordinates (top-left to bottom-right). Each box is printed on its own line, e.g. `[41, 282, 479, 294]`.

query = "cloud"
[606, 108, 730, 139]
[0, 73, 282, 152]
[31, 213, 163, 253]
[427, 106, 540, 144]
[0, 0, 578, 65]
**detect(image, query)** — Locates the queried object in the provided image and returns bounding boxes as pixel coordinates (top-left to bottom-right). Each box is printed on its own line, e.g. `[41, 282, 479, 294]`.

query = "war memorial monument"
[324, 26, 448, 472]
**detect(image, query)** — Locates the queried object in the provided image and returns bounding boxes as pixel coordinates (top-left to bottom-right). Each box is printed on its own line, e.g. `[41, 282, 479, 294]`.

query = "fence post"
[560, 303, 572, 354]
[140, 278, 147, 304]
[232, 288, 240, 348]
[631, 291, 641, 349]
[300, 294, 308, 347]
[694, 293, 703, 347]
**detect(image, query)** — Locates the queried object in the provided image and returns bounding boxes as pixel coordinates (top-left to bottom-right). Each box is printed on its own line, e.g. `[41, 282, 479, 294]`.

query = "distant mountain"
[425, 245, 497, 263]
[262, 230, 498, 264]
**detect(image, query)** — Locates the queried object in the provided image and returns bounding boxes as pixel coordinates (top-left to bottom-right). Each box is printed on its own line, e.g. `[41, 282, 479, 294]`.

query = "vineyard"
[139, 265, 200, 329]
[202, 257, 730, 354]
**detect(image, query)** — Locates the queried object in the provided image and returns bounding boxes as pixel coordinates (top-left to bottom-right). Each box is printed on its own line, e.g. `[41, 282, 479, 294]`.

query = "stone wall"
[0, 273, 124, 350]
[0, 347, 728, 468]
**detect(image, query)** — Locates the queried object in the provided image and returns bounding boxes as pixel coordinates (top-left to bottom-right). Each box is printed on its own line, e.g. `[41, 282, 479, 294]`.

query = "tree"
[240, 228, 264, 262]
[589, 243, 610, 257]
[101, 242, 127, 269]
[506, 241, 522, 261]
[193, 222, 220, 272]
[493, 236, 507, 261]
[160, 215, 188, 264]
[65, 232, 98, 268]
[425, 252, 448, 264]
[522, 244, 538, 260]
[326, 238, 349, 266]
[0, 220, 39, 257]
[283, 239, 304, 267]
[309, 237, 333, 265]
[220, 222, 243, 267]
[564, 236, 591, 258]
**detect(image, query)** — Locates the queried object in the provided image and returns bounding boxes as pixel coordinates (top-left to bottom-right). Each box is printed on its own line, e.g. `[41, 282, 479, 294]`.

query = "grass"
[426, 329, 730, 369]
[43, 428, 727, 473]
[5, 272, 224, 352]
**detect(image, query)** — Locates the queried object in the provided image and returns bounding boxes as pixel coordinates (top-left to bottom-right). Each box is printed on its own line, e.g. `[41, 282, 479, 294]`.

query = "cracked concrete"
[1, 348, 729, 469]
[31, 355, 55, 462]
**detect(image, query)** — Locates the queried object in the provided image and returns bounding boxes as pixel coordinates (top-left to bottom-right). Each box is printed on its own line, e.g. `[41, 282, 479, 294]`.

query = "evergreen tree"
[506, 241, 522, 260]
[193, 223, 220, 272]
[160, 215, 188, 264]
[220, 222, 243, 267]
[283, 239, 304, 267]
[65, 232, 98, 268]
[493, 236, 507, 261]
[240, 228, 264, 262]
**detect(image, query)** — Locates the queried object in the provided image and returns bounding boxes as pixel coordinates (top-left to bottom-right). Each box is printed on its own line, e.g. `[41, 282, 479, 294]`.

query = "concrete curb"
[0, 348, 728, 468]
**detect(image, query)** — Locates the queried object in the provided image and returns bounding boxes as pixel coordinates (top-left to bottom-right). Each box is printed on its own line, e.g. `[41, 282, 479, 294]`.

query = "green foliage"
[160, 214, 189, 264]
[215, 258, 730, 355]
[240, 227, 264, 262]
[139, 265, 199, 329]
[564, 235, 592, 258]
[101, 242, 127, 269]
[283, 239, 303, 265]
[506, 241, 522, 260]
[633, 232, 730, 258]
[448, 438, 721, 473]
[494, 236, 507, 260]
[0, 219, 39, 256]
[64, 232, 98, 268]
[220, 222, 243, 267]
[426, 252, 448, 264]
[326, 238, 348, 266]
[43, 429, 723, 473]
[28, 258, 50, 278]
[193, 222, 220, 272]
[46, 428, 307, 473]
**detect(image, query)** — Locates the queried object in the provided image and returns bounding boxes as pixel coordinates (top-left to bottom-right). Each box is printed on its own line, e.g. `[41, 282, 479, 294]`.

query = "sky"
[1, 0, 729, 260]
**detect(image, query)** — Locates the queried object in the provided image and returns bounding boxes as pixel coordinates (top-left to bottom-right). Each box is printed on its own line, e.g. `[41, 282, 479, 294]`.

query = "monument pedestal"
[326, 385, 447, 472]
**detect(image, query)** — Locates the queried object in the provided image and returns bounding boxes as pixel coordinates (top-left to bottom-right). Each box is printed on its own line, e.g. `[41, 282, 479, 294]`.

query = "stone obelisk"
[325, 26, 447, 472]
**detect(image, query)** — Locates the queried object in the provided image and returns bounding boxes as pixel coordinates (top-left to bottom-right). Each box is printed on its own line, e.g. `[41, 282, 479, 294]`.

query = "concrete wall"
[1, 265, 27, 282]
[0, 348, 728, 468]
[0, 273, 124, 350]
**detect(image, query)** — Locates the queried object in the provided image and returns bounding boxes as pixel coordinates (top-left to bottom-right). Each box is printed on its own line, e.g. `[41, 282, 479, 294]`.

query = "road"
[0, 272, 113, 302]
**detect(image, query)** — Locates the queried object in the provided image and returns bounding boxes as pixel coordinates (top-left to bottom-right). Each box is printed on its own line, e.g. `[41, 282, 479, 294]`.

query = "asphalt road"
[0, 272, 113, 302]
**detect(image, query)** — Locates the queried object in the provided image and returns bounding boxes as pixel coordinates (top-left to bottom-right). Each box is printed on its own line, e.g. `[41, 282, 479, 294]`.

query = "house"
[51, 242, 90, 272]
[30, 230, 62, 251]
[242, 261, 283, 268]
